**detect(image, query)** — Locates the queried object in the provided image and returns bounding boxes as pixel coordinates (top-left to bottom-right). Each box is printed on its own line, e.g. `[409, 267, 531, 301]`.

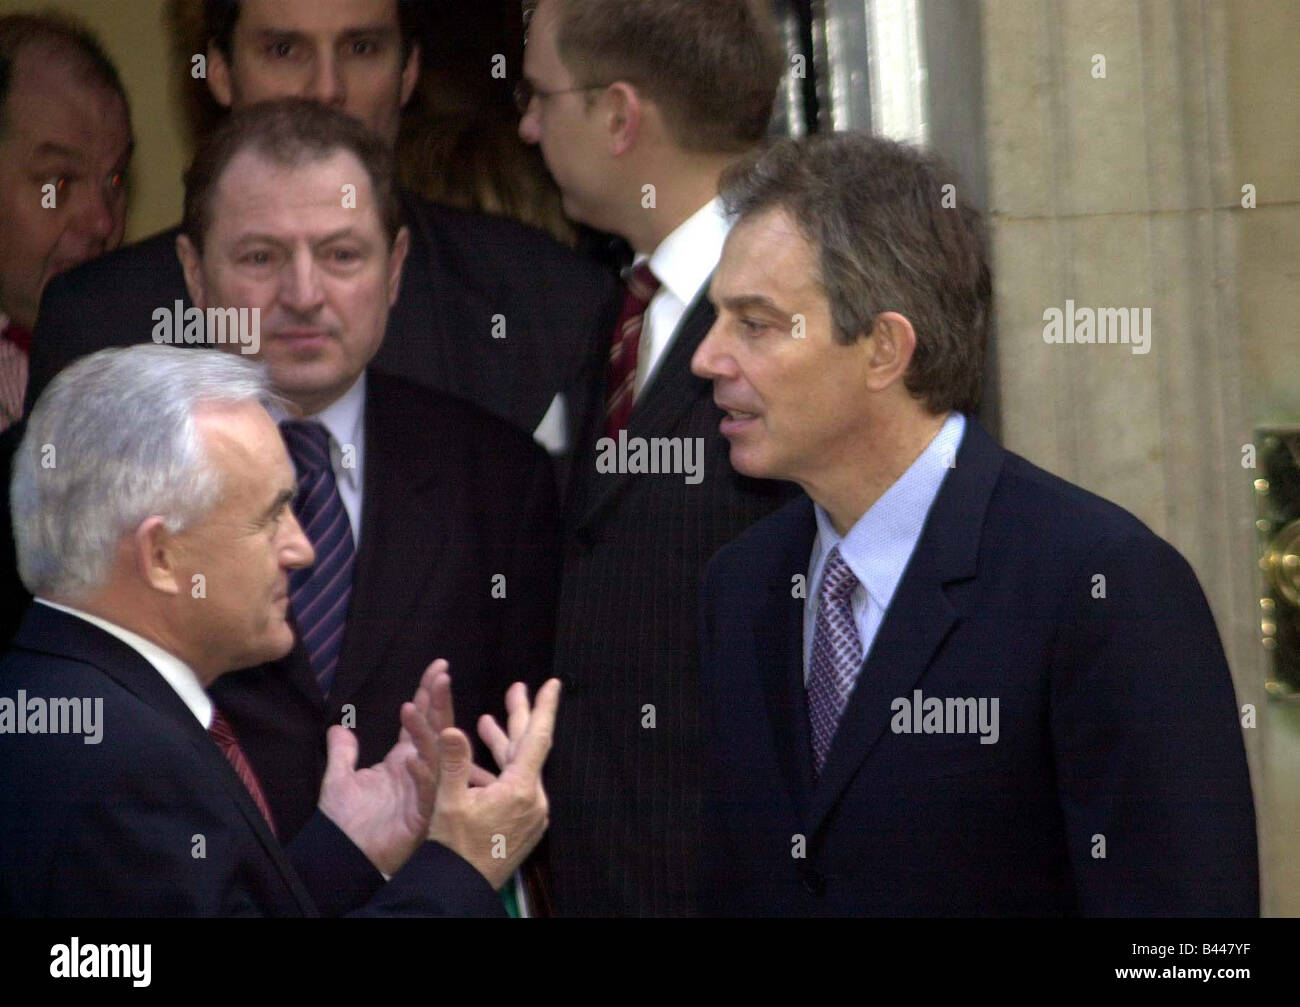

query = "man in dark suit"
[692, 133, 1258, 915]
[25, 0, 616, 449]
[163, 98, 561, 851]
[2, 344, 557, 916]
[517, 0, 794, 915]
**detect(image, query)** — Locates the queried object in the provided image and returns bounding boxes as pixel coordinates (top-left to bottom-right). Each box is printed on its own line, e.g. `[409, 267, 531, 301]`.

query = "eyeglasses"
[513, 79, 610, 115]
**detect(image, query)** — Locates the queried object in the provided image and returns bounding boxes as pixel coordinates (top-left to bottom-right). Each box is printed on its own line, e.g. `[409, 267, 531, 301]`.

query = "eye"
[350, 39, 378, 56]
[108, 172, 126, 190]
[328, 247, 360, 264]
[268, 40, 297, 59]
[240, 249, 274, 266]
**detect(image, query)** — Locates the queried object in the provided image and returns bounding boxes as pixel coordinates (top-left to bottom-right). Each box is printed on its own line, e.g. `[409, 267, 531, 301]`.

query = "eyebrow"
[253, 24, 397, 43]
[30, 142, 86, 166]
[264, 487, 296, 521]
[714, 293, 790, 316]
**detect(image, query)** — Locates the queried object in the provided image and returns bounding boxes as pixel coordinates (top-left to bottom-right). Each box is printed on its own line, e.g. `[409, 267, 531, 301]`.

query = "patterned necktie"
[807, 546, 864, 775]
[604, 261, 661, 438]
[281, 420, 355, 697]
[209, 707, 278, 837]
[0, 321, 30, 433]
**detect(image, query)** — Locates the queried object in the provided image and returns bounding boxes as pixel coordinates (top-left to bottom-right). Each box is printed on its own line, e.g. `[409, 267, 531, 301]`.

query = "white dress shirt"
[634, 195, 732, 399]
[803, 412, 967, 682]
[35, 598, 213, 728]
[270, 372, 366, 547]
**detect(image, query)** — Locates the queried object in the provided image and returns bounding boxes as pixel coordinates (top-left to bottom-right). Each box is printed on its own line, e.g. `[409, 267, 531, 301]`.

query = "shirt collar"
[268, 371, 366, 492]
[814, 412, 967, 609]
[35, 598, 214, 728]
[640, 196, 731, 309]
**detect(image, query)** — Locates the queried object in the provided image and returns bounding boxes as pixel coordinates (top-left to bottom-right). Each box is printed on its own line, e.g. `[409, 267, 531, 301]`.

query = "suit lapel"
[11, 605, 317, 914]
[806, 419, 1007, 835]
[329, 373, 453, 712]
[575, 292, 717, 531]
[752, 499, 819, 815]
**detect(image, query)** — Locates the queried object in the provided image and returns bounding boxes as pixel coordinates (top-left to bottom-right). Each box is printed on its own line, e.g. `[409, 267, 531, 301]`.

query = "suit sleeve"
[1049, 533, 1259, 916]
[287, 812, 506, 918]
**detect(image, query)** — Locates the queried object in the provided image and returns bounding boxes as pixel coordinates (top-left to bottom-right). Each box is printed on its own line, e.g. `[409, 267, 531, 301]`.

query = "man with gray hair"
[0, 344, 557, 916]
[693, 132, 1257, 915]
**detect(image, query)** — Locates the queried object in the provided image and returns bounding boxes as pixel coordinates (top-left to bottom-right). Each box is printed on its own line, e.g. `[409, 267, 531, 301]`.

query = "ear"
[206, 43, 234, 109]
[399, 42, 421, 108]
[861, 311, 918, 393]
[604, 82, 642, 157]
[134, 516, 183, 596]
[175, 233, 207, 309]
[387, 226, 411, 307]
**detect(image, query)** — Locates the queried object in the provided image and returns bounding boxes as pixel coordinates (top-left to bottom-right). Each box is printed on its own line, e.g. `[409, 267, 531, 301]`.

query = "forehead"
[523, 1, 568, 79]
[2, 51, 129, 157]
[207, 147, 383, 239]
[235, 0, 400, 37]
[716, 209, 821, 291]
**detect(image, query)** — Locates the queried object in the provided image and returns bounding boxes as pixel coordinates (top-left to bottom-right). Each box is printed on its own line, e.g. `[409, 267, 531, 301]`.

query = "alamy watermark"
[595, 431, 705, 485]
[0, 692, 103, 744]
[1042, 300, 1151, 355]
[890, 688, 999, 745]
[152, 302, 260, 355]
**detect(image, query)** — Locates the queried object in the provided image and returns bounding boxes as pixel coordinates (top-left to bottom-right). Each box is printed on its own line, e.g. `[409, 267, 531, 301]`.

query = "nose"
[518, 103, 540, 145]
[282, 508, 316, 571]
[72, 185, 119, 248]
[306, 52, 345, 107]
[690, 317, 731, 380]
[280, 250, 325, 315]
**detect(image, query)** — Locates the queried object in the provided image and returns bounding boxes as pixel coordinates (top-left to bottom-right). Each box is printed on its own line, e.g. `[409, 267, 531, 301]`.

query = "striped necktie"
[604, 261, 661, 438]
[281, 420, 355, 697]
[807, 546, 864, 775]
[209, 707, 277, 837]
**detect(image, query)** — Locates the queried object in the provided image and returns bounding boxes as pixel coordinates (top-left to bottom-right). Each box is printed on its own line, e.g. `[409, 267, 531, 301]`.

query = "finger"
[512, 678, 561, 777]
[322, 724, 360, 783]
[478, 714, 512, 771]
[467, 764, 498, 787]
[433, 728, 473, 808]
[402, 701, 440, 780]
[428, 663, 456, 735]
[504, 681, 530, 743]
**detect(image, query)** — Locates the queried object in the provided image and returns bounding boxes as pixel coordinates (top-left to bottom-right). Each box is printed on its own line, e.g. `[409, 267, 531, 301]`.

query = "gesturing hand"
[316, 659, 446, 877]
[428, 678, 561, 889]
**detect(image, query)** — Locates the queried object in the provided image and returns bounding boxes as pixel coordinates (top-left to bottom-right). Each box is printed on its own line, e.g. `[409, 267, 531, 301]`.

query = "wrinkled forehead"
[2, 49, 129, 152]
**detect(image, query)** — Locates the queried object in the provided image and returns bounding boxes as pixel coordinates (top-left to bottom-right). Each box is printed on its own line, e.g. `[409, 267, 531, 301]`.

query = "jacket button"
[801, 867, 825, 896]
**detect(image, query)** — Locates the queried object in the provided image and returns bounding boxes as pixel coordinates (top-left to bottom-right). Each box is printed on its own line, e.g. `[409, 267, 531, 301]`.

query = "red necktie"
[209, 708, 278, 838]
[604, 262, 661, 439]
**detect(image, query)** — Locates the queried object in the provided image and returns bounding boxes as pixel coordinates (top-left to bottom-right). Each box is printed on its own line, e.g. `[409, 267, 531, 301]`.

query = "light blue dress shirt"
[802, 412, 967, 683]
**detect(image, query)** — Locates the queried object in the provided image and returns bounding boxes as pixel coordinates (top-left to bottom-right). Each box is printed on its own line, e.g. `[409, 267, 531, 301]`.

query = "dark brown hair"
[546, 0, 783, 154]
[182, 98, 402, 249]
[721, 133, 991, 415]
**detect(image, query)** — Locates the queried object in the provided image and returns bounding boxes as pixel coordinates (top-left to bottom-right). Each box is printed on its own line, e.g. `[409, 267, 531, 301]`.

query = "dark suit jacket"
[546, 292, 797, 917]
[211, 369, 559, 840]
[0, 604, 505, 917]
[697, 418, 1259, 916]
[26, 189, 617, 440]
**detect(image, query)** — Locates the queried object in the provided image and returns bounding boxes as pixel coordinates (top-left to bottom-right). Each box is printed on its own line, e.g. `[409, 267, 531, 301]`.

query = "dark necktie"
[281, 420, 355, 697]
[807, 546, 864, 775]
[604, 261, 661, 439]
[209, 707, 277, 837]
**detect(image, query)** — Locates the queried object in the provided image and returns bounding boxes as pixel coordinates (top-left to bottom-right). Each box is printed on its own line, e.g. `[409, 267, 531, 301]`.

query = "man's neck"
[804, 410, 952, 537]
[619, 153, 735, 256]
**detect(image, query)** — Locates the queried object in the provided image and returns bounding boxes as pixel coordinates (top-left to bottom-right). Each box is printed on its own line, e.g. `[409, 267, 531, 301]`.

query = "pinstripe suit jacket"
[546, 289, 796, 917]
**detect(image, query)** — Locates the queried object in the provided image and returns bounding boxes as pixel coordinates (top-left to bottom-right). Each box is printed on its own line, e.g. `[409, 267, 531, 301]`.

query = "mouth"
[716, 402, 759, 435]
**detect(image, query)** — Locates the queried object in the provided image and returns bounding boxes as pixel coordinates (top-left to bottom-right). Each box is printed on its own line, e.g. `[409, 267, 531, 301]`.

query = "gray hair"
[719, 132, 992, 415]
[11, 345, 272, 601]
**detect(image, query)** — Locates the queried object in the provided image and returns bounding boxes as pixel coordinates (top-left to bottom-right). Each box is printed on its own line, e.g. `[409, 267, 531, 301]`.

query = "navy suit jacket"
[0, 604, 505, 917]
[698, 418, 1258, 916]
